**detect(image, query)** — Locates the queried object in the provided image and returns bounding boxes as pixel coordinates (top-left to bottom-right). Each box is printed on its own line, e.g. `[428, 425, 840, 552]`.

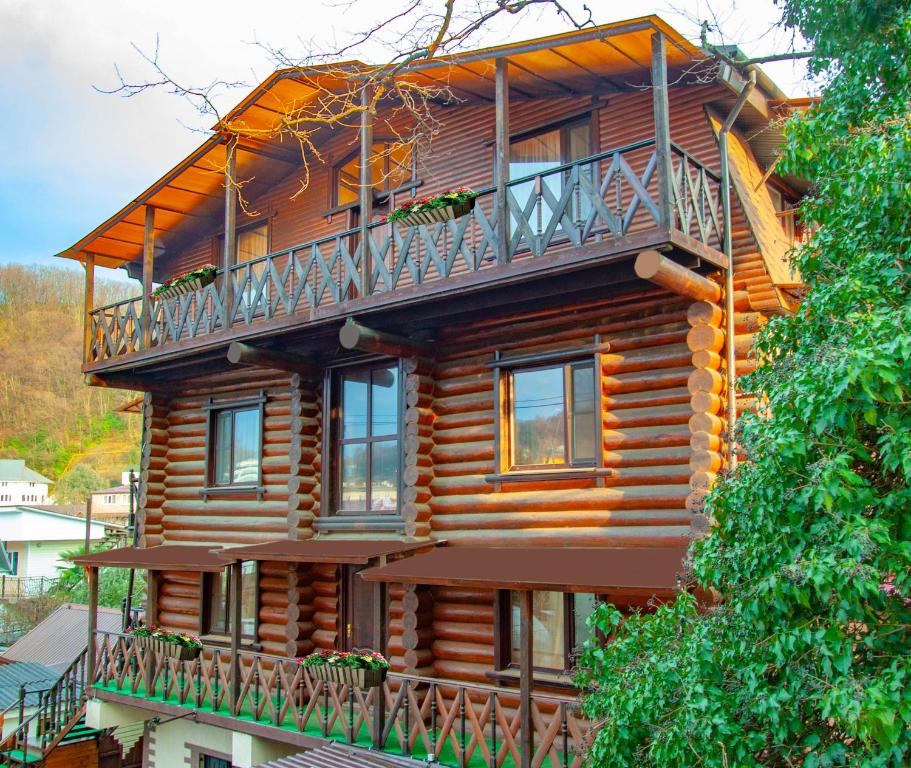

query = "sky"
[0, 0, 812, 286]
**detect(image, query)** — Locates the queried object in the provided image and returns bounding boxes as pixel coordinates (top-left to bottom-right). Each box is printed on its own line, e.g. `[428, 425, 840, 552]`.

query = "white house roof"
[0, 506, 107, 542]
[0, 460, 52, 485]
[92, 485, 130, 495]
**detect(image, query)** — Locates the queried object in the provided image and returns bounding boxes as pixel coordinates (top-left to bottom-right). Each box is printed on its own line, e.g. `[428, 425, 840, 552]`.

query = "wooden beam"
[223, 137, 238, 330]
[519, 589, 533, 768]
[495, 58, 510, 265]
[230, 562, 243, 711]
[86, 566, 99, 689]
[651, 32, 674, 232]
[634, 250, 722, 302]
[372, 557, 387, 750]
[360, 86, 374, 297]
[82, 253, 95, 364]
[226, 341, 319, 377]
[141, 206, 155, 349]
[85, 373, 168, 393]
[339, 319, 431, 358]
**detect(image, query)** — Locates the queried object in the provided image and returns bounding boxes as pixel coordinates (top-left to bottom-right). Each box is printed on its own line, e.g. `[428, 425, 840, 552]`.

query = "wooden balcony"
[85, 140, 726, 371]
[92, 632, 591, 768]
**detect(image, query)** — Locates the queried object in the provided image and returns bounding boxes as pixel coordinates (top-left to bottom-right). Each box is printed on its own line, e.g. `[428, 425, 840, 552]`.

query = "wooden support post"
[359, 86, 374, 297]
[223, 137, 238, 330]
[495, 57, 510, 265]
[519, 589, 533, 768]
[339, 319, 431, 358]
[141, 205, 155, 349]
[650, 32, 674, 232]
[635, 250, 722, 302]
[226, 341, 318, 377]
[230, 562, 243, 712]
[82, 254, 95, 364]
[372, 557, 387, 750]
[86, 567, 98, 689]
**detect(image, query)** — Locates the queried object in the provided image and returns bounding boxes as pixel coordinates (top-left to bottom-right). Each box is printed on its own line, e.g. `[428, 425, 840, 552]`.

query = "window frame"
[495, 590, 599, 674]
[200, 561, 259, 642]
[502, 357, 598, 473]
[202, 391, 266, 499]
[507, 115, 594, 180]
[330, 139, 417, 212]
[327, 360, 404, 517]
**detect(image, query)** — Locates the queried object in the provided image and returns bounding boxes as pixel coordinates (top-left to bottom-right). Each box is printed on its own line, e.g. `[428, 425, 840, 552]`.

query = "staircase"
[0, 648, 93, 766]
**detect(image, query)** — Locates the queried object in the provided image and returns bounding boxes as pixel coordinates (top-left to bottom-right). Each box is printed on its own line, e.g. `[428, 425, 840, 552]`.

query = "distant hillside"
[0, 264, 141, 499]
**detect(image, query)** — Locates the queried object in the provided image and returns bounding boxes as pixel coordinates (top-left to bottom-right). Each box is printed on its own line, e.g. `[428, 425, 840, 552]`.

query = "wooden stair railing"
[0, 647, 92, 766]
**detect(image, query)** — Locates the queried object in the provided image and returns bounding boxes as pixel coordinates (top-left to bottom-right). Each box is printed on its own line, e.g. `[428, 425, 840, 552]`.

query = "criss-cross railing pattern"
[87, 137, 726, 364]
[94, 632, 589, 768]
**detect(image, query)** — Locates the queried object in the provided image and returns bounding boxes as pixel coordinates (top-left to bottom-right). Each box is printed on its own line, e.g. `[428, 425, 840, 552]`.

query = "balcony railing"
[93, 632, 591, 768]
[87, 139, 723, 365]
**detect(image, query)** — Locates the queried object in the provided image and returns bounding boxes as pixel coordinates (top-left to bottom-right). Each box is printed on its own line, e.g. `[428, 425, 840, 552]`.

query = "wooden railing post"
[141, 205, 155, 349]
[650, 31, 674, 232]
[223, 136, 237, 331]
[230, 562, 242, 712]
[359, 85, 374, 297]
[86, 567, 98, 691]
[495, 57, 510, 265]
[82, 253, 95, 363]
[519, 590, 534, 768]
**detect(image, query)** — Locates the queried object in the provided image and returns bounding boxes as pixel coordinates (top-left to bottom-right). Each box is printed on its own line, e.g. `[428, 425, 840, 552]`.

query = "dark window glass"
[335, 364, 400, 514]
[205, 562, 256, 638]
[211, 406, 261, 486]
[509, 361, 597, 469]
[507, 591, 596, 671]
[202, 756, 232, 768]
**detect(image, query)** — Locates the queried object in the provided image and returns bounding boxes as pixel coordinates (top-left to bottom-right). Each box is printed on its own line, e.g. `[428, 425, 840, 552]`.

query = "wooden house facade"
[37, 16, 804, 768]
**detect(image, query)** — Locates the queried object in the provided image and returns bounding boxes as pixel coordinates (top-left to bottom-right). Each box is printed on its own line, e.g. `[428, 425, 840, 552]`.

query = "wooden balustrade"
[93, 632, 590, 768]
[86, 139, 726, 365]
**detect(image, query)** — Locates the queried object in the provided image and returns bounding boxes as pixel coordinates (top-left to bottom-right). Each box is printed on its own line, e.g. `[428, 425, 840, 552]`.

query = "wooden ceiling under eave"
[56, 16, 706, 271]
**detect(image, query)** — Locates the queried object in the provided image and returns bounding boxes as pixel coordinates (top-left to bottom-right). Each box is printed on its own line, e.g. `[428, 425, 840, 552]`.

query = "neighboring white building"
[89, 470, 137, 521]
[0, 460, 52, 505]
[0, 506, 106, 578]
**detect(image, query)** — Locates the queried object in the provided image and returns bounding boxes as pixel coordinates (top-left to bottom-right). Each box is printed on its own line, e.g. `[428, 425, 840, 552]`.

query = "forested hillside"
[0, 264, 141, 501]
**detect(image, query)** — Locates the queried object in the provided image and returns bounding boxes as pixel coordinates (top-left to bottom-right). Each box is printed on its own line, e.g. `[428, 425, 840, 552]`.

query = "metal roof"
[0, 460, 52, 485]
[71, 544, 225, 572]
[3, 604, 122, 674]
[361, 545, 688, 596]
[258, 742, 428, 768]
[0, 662, 59, 709]
[219, 538, 439, 564]
[56, 16, 709, 270]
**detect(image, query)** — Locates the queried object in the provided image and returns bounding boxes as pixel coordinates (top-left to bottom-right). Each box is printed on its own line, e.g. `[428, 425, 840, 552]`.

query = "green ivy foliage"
[577, 2, 911, 765]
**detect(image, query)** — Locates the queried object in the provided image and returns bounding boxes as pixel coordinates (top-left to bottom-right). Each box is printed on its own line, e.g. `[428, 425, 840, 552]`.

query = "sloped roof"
[92, 485, 130, 496]
[0, 460, 52, 485]
[0, 662, 59, 708]
[3, 604, 122, 674]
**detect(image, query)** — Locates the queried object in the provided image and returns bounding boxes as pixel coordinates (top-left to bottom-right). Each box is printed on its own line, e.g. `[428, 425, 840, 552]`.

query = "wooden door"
[343, 565, 376, 651]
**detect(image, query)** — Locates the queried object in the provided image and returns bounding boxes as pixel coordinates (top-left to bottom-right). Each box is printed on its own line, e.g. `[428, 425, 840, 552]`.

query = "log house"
[56, 17, 804, 768]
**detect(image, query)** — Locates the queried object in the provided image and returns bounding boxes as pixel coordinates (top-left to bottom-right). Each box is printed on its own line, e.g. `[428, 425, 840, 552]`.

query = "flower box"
[299, 649, 390, 689]
[385, 188, 478, 228]
[130, 626, 202, 662]
[397, 198, 476, 227]
[151, 638, 201, 662]
[307, 664, 387, 689]
[152, 265, 217, 301]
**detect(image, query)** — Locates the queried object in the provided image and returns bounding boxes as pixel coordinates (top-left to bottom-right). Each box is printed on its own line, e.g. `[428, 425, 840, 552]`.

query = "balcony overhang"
[72, 544, 225, 572]
[360, 545, 689, 598]
[218, 538, 440, 565]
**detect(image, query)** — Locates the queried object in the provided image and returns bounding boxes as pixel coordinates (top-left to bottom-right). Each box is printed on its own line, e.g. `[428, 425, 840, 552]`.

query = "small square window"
[507, 360, 596, 469]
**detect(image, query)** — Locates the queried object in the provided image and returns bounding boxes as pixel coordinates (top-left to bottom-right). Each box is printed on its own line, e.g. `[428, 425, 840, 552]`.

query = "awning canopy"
[219, 539, 439, 564]
[71, 545, 225, 572]
[360, 546, 688, 596]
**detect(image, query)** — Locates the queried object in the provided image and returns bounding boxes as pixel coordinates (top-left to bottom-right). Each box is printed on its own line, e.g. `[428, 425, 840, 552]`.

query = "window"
[204, 561, 257, 638]
[507, 360, 596, 469]
[200, 753, 233, 768]
[334, 141, 413, 209]
[8, 551, 18, 576]
[503, 591, 596, 672]
[508, 118, 592, 229]
[207, 400, 263, 489]
[331, 363, 401, 515]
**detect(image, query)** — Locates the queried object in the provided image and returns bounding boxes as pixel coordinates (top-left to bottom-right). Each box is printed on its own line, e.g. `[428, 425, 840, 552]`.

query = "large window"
[205, 396, 264, 490]
[332, 363, 401, 515]
[334, 141, 413, 209]
[504, 591, 596, 672]
[204, 562, 257, 638]
[509, 118, 592, 228]
[507, 360, 596, 470]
